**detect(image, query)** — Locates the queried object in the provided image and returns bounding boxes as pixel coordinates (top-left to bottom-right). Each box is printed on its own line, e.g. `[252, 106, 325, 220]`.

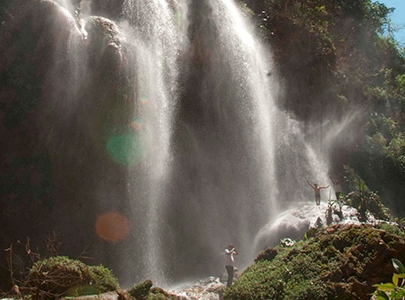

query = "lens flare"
[95, 212, 130, 242]
[130, 117, 143, 131]
[140, 96, 149, 104]
[106, 133, 145, 166]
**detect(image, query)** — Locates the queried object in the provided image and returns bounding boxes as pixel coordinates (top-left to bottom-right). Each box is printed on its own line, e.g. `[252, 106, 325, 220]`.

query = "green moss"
[376, 223, 405, 239]
[127, 280, 176, 300]
[128, 280, 153, 299]
[148, 287, 177, 300]
[224, 224, 405, 300]
[255, 247, 278, 262]
[25, 256, 118, 299]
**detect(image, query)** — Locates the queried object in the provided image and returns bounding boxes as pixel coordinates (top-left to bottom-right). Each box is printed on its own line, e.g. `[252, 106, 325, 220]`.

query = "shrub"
[24, 256, 118, 299]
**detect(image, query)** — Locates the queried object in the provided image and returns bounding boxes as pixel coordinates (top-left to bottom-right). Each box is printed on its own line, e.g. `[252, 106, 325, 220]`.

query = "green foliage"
[344, 189, 390, 221]
[396, 75, 405, 95]
[376, 223, 405, 239]
[343, 165, 369, 193]
[386, 133, 405, 172]
[365, 1, 393, 33]
[24, 256, 119, 299]
[373, 259, 405, 299]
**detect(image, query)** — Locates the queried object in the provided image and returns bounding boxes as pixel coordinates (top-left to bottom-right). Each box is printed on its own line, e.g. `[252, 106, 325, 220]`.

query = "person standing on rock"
[329, 176, 342, 201]
[225, 244, 238, 288]
[307, 181, 329, 205]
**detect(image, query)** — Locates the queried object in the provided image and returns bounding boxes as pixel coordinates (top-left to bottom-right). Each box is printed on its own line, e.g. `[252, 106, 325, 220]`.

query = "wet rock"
[254, 199, 389, 252]
[127, 279, 153, 299]
[84, 16, 123, 71]
[170, 277, 226, 300]
[62, 291, 119, 300]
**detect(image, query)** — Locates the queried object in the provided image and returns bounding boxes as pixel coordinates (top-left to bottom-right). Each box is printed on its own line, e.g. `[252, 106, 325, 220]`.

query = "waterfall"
[6, 0, 332, 289]
[109, 0, 278, 286]
[162, 0, 279, 284]
[116, 0, 183, 286]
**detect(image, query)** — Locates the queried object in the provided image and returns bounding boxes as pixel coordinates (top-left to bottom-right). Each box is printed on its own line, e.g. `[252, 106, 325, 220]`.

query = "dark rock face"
[0, 0, 80, 240]
[0, 0, 133, 290]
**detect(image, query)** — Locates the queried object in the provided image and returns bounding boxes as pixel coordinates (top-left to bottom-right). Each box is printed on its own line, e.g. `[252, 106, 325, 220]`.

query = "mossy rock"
[255, 247, 278, 263]
[25, 256, 119, 299]
[224, 223, 405, 300]
[148, 287, 177, 300]
[127, 280, 176, 300]
[128, 280, 153, 300]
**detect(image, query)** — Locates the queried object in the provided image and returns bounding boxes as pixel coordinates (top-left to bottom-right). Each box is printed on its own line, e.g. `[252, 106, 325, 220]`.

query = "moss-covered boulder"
[127, 280, 153, 300]
[224, 223, 405, 300]
[127, 280, 176, 300]
[25, 256, 119, 299]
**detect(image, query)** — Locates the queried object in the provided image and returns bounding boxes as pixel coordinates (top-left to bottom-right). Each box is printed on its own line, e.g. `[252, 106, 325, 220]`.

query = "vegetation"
[373, 259, 405, 300]
[242, 0, 405, 216]
[0, 235, 176, 300]
[224, 223, 405, 300]
[342, 165, 391, 221]
[1, 0, 405, 297]
[3, 242, 175, 300]
[23, 256, 118, 299]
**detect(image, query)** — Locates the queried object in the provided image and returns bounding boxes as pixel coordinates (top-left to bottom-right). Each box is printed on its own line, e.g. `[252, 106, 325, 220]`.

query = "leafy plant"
[372, 259, 405, 299]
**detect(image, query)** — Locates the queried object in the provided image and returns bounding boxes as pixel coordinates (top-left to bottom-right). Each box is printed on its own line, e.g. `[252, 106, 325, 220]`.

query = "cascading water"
[161, 0, 279, 284]
[117, 0, 183, 286]
[10, 0, 333, 289]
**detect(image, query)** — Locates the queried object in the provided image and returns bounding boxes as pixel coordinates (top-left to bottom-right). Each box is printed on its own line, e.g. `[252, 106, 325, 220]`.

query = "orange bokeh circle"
[95, 212, 130, 242]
